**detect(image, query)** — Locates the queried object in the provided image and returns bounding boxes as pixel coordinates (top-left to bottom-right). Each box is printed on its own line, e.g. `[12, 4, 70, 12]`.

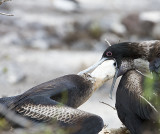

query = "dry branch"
[0, 0, 11, 5]
[0, 0, 13, 16]
[0, 12, 13, 16]
[99, 101, 116, 110]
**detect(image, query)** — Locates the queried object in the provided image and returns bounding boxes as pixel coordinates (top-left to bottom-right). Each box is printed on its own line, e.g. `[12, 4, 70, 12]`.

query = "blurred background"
[0, 0, 160, 129]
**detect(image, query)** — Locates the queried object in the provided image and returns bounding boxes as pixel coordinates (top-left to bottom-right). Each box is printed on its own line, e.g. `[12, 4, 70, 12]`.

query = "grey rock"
[122, 13, 155, 37]
[52, 0, 80, 12]
[152, 23, 160, 39]
[55, 22, 76, 40]
[0, 62, 26, 84]
[1, 32, 22, 46]
[92, 41, 107, 52]
[32, 39, 49, 50]
[71, 39, 95, 50]
[48, 38, 63, 49]
[87, 21, 104, 39]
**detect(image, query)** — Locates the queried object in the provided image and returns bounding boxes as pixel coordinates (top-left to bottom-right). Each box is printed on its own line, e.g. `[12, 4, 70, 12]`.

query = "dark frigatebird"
[0, 58, 116, 134]
[102, 40, 160, 98]
[101, 40, 160, 134]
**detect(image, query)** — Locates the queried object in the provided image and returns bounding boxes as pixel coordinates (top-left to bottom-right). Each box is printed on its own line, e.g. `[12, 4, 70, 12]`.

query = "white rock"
[32, 39, 49, 50]
[140, 11, 160, 23]
[0, 62, 25, 84]
[51, 0, 80, 12]
[109, 23, 127, 35]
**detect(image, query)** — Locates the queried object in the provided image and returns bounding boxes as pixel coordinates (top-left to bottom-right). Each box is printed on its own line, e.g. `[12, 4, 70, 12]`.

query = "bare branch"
[0, 0, 13, 16]
[105, 39, 111, 46]
[0, 12, 13, 16]
[99, 101, 116, 110]
[139, 95, 158, 113]
[0, 0, 11, 5]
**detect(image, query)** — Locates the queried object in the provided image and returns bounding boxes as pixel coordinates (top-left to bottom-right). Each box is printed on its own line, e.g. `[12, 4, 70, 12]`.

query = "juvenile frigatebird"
[0, 58, 116, 134]
[101, 40, 160, 134]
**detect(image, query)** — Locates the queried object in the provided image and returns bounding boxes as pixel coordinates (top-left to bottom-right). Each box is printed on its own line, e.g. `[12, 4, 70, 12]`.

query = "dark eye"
[106, 51, 112, 56]
[113, 62, 117, 67]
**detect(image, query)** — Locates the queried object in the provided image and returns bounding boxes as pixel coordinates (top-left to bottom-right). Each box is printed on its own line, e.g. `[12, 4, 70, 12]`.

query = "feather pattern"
[16, 103, 90, 124]
[0, 74, 104, 134]
[116, 70, 159, 134]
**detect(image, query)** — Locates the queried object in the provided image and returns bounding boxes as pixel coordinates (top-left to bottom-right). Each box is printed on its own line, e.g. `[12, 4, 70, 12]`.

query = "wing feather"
[14, 96, 90, 125]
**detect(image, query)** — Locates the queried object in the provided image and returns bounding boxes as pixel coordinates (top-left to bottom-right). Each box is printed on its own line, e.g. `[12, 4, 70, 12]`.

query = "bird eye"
[106, 51, 112, 56]
[113, 62, 117, 67]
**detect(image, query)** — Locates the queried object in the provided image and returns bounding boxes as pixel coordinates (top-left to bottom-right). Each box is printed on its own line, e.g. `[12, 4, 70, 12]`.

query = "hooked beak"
[78, 56, 119, 99]
[78, 57, 108, 75]
[109, 68, 119, 99]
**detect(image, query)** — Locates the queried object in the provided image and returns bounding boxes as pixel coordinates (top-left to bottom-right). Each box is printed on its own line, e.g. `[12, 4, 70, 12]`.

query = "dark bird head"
[102, 42, 149, 67]
[102, 40, 160, 98]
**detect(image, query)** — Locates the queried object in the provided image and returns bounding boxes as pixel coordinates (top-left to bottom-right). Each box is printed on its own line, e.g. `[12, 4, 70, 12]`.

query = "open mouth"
[78, 57, 117, 98]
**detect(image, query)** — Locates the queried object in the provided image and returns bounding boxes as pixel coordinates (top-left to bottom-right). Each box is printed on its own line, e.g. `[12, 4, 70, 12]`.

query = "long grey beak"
[78, 57, 108, 75]
[109, 68, 119, 99]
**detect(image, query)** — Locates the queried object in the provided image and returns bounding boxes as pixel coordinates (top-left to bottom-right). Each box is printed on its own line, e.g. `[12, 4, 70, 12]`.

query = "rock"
[122, 13, 155, 37]
[92, 41, 107, 52]
[152, 23, 160, 39]
[88, 21, 104, 39]
[139, 11, 160, 23]
[0, 62, 26, 84]
[109, 22, 127, 36]
[1, 32, 23, 46]
[48, 38, 64, 49]
[31, 39, 49, 50]
[87, 16, 125, 39]
[71, 39, 95, 50]
[51, 0, 80, 12]
[99, 125, 110, 134]
[55, 22, 76, 41]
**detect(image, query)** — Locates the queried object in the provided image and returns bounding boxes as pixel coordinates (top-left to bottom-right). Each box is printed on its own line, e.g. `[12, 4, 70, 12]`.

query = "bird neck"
[119, 58, 151, 78]
[133, 58, 150, 77]
[79, 72, 111, 92]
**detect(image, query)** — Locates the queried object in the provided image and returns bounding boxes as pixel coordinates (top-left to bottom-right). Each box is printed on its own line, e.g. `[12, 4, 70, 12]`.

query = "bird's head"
[102, 42, 147, 68]
[101, 40, 159, 98]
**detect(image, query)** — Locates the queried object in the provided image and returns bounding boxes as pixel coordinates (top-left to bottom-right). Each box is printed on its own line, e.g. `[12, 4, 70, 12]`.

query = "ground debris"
[99, 125, 130, 134]
[0, 0, 11, 5]
[110, 127, 130, 134]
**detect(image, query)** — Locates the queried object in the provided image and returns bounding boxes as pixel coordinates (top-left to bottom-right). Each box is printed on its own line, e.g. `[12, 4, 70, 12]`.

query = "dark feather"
[116, 70, 159, 134]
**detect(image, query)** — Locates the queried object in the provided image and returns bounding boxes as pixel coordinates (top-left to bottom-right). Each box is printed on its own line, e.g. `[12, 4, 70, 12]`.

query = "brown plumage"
[0, 75, 103, 134]
[116, 70, 159, 134]
[0, 59, 117, 134]
[101, 40, 160, 134]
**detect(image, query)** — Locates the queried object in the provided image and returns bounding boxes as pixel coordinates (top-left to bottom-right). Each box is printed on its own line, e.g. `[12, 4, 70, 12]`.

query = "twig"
[0, 12, 13, 16]
[105, 39, 111, 46]
[0, 0, 13, 16]
[99, 101, 116, 110]
[139, 95, 158, 113]
[0, 0, 11, 5]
